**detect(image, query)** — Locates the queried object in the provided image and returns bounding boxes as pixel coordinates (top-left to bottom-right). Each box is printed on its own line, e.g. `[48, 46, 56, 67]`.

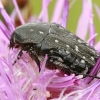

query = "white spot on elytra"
[86, 43, 89, 46]
[30, 40, 33, 42]
[91, 56, 94, 61]
[39, 31, 44, 34]
[50, 59, 53, 62]
[66, 45, 70, 48]
[90, 49, 96, 54]
[49, 28, 52, 33]
[30, 48, 32, 50]
[53, 61, 60, 65]
[66, 51, 70, 54]
[50, 50, 53, 53]
[21, 29, 23, 32]
[59, 26, 64, 30]
[75, 45, 79, 52]
[70, 33, 74, 35]
[29, 29, 34, 32]
[78, 39, 82, 43]
[81, 60, 85, 63]
[55, 39, 59, 43]
[28, 39, 31, 41]
[82, 56, 86, 59]
[58, 58, 63, 62]
[14, 37, 16, 43]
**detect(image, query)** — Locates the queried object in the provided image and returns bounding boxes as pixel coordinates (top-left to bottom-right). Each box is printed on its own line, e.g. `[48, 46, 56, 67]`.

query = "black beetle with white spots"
[10, 22, 100, 79]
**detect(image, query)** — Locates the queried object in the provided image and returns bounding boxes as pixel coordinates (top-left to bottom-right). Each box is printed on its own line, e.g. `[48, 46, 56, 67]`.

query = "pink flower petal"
[0, 21, 11, 40]
[51, 0, 65, 23]
[76, 0, 92, 39]
[84, 57, 100, 83]
[0, 29, 9, 54]
[0, 1, 15, 33]
[61, 0, 69, 28]
[37, 0, 51, 22]
[87, 33, 97, 45]
[12, 0, 25, 24]
[94, 41, 100, 51]
[89, 14, 96, 46]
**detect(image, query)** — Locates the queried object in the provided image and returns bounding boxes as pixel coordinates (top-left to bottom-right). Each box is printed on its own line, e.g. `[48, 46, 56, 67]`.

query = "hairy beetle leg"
[33, 54, 41, 72]
[28, 49, 41, 72]
[13, 50, 23, 65]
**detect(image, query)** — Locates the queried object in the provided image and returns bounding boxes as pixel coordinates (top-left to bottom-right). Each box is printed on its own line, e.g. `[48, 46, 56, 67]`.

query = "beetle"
[10, 22, 100, 78]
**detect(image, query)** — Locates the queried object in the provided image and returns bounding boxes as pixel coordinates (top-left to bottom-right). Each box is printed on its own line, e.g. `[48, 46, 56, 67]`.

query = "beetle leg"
[32, 52, 41, 72]
[13, 50, 23, 65]
[28, 49, 41, 72]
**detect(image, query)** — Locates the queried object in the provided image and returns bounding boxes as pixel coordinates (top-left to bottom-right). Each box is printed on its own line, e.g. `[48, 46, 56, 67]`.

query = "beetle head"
[10, 33, 20, 49]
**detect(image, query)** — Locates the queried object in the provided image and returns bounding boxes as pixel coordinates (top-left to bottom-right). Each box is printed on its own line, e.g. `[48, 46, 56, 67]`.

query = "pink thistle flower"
[0, 0, 100, 100]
